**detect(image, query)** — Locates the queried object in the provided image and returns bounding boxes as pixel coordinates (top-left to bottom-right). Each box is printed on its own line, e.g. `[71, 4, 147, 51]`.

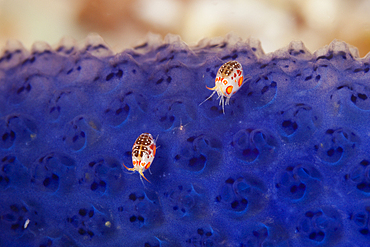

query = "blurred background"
[0, 0, 370, 56]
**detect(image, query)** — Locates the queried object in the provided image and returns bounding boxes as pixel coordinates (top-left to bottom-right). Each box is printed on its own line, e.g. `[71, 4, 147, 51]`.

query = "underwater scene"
[0, 34, 370, 246]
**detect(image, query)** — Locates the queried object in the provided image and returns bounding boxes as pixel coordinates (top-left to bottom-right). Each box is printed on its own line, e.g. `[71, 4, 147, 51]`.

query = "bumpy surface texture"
[0, 34, 370, 247]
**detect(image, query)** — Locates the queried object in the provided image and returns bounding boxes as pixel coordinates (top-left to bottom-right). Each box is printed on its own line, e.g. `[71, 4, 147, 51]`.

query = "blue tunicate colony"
[0, 34, 369, 246]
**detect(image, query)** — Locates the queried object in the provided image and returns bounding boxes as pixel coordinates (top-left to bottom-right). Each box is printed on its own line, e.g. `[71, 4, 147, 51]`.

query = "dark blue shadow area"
[0, 35, 369, 246]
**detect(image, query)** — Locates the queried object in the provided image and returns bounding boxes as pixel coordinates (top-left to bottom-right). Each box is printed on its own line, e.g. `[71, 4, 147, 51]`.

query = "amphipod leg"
[139, 169, 151, 183]
[220, 95, 225, 114]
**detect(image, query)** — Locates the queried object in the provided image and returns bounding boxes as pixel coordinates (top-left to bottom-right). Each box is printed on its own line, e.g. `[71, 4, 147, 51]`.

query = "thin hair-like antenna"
[199, 88, 217, 106]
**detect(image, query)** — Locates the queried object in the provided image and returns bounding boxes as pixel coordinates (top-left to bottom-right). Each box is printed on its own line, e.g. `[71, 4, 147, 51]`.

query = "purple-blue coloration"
[0, 34, 369, 246]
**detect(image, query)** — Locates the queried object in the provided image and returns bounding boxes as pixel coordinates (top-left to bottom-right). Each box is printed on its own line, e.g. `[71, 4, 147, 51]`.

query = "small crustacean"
[200, 61, 244, 113]
[123, 133, 156, 184]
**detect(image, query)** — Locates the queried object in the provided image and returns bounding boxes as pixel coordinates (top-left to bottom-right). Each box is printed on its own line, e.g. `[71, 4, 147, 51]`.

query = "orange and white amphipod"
[200, 61, 244, 113]
[123, 133, 156, 184]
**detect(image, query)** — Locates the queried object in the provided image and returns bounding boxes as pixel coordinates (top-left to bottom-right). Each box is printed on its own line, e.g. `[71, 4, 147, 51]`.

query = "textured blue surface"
[0, 34, 370, 246]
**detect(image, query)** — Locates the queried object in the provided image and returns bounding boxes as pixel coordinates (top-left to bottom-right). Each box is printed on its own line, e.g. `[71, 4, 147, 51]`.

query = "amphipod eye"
[199, 61, 244, 114]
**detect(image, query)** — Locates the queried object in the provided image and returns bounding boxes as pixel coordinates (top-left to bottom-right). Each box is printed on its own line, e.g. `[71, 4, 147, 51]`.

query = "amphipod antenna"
[199, 85, 218, 106]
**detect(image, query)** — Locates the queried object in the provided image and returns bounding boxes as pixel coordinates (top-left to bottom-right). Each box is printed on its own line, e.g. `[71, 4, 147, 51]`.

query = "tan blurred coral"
[1, 0, 370, 56]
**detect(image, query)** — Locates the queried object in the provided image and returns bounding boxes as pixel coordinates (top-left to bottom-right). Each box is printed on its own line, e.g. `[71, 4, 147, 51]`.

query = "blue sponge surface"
[1, 35, 370, 246]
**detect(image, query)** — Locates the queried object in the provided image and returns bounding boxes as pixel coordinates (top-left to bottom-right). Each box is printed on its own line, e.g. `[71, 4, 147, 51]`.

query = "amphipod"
[200, 61, 244, 113]
[123, 133, 156, 184]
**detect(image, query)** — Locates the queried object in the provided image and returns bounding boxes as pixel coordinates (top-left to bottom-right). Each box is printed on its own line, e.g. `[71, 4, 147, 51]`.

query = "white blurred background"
[0, 0, 370, 56]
